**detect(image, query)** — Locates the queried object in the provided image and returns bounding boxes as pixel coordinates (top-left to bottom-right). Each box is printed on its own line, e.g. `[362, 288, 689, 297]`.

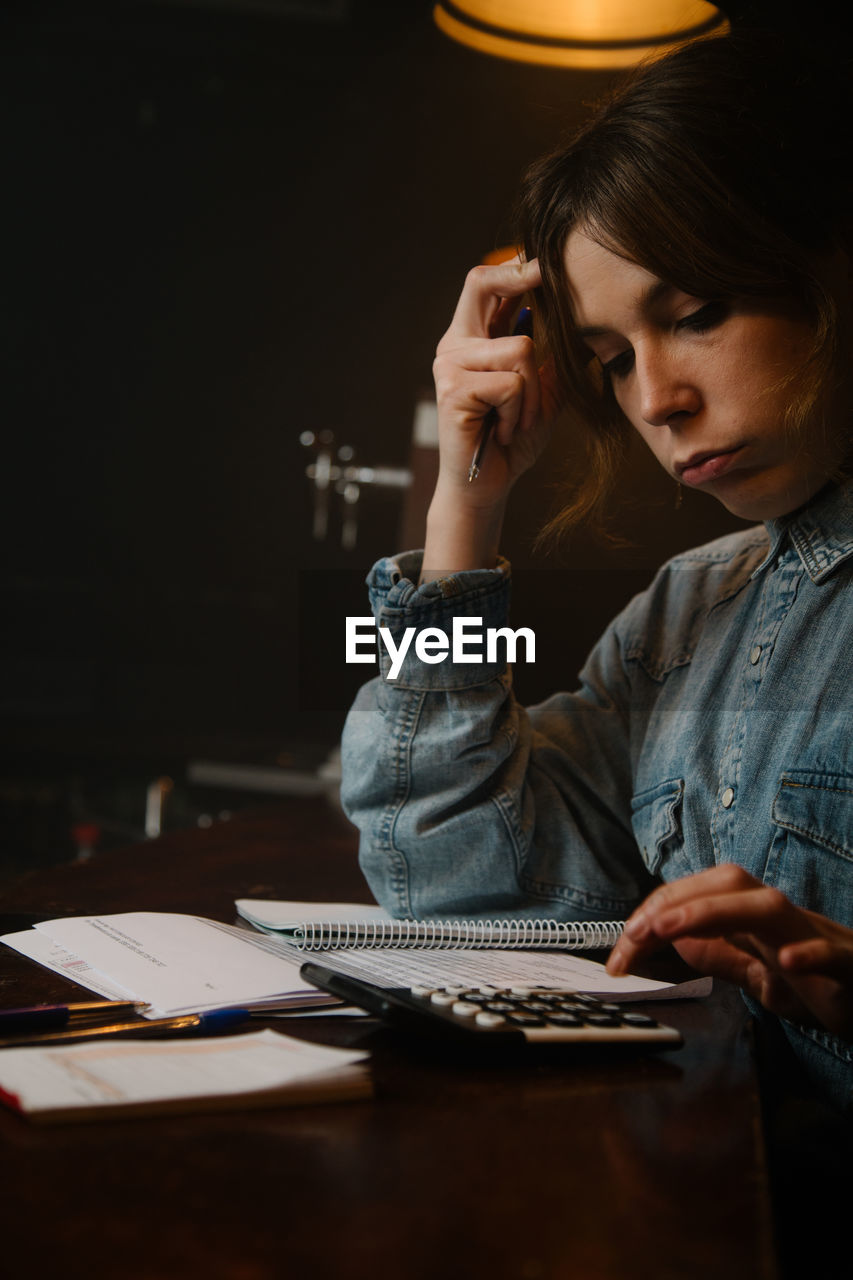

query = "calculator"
[300, 962, 683, 1048]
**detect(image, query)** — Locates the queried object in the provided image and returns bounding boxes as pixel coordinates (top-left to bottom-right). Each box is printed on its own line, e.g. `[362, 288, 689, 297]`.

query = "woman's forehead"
[562, 230, 671, 331]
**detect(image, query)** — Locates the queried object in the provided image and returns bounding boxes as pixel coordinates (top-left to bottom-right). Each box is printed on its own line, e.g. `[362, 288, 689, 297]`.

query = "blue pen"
[0, 1007, 250, 1049]
[467, 305, 533, 483]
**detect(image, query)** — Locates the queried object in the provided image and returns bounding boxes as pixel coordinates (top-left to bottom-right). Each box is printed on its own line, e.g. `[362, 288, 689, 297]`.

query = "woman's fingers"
[429, 256, 558, 501]
[433, 334, 541, 440]
[779, 936, 853, 980]
[652, 886, 805, 947]
[440, 258, 542, 343]
[671, 934, 762, 986]
[607, 864, 853, 1039]
[607, 865, 761, 973]
[606, 864, 811, 975]
[672, 936, 812, 1023]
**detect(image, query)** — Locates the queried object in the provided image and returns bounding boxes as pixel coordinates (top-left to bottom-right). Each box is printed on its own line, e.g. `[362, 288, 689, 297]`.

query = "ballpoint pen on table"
[0, 1007, 250, 1049]
[467, 304, 533, 483]
[0, 1000, 149, 1034]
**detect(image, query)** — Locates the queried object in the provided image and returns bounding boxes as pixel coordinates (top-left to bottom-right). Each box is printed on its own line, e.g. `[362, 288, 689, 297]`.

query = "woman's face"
[563, 229, 846, 521]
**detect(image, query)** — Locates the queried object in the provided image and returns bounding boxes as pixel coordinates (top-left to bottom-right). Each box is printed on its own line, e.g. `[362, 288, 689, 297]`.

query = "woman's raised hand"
[422, 257, 560, 578]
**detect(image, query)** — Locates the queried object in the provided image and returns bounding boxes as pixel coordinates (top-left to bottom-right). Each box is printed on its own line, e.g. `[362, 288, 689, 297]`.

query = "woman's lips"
[676, 447, 743, 486]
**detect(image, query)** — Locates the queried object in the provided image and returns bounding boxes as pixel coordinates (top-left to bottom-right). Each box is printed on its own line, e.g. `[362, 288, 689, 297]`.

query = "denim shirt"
[340, 482, 853, 1109]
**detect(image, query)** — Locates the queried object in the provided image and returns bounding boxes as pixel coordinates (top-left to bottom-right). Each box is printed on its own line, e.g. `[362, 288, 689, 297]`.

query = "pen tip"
[467, 465, 479, 483]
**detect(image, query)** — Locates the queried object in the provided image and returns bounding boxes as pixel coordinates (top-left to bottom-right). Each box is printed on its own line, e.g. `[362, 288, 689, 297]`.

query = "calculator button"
[583, 1013, 621, 1026]
[483, 1001, 515, 1012]
[430, 991, 457, 1006]
[620, 1012, 657, 1026]
[451, 1001, 479, 1018]
[506, 1012, 546, 1027]
[411, 986, 434, 998]
[474, 1011, 507, 1028]
[546, 1013, 584, 1026]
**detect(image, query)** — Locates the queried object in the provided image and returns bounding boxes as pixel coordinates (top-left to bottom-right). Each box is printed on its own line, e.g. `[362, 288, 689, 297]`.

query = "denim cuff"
[363, 552, 516, 690]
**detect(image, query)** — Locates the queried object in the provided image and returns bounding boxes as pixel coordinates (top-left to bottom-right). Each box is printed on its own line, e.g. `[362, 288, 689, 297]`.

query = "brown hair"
[517, 30, 852, 537]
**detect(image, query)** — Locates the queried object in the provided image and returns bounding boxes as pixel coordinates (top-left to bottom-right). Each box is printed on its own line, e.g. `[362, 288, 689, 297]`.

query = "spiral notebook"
[235, 899, 625, 952]
[234, 899, 712, 1002]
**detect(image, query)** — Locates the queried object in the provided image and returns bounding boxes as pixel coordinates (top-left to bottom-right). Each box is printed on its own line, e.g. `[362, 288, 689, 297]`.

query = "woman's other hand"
[607, 863, 853, 1040]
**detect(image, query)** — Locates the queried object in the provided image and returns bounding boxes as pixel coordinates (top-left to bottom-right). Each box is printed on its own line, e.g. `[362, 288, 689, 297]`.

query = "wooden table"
[0, 795, 778, 1280]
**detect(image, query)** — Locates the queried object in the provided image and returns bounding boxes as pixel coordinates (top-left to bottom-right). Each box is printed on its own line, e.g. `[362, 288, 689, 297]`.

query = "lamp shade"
[433, 1, 729, 69]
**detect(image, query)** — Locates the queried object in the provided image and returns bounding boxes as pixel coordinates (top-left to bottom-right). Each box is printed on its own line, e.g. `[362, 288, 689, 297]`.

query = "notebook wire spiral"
[290, 918, 625, 952]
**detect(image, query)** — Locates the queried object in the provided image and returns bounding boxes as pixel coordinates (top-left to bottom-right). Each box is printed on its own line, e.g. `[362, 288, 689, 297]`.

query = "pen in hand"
[467, 305, 533, 483]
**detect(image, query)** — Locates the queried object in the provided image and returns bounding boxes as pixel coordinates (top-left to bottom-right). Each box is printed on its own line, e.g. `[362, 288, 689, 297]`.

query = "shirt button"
[721, 787, 735, 809]
[749, 645, 762, 665]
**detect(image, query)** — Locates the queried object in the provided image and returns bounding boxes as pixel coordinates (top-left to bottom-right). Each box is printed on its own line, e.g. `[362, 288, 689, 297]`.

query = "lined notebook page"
[307, 945, 712, 1002]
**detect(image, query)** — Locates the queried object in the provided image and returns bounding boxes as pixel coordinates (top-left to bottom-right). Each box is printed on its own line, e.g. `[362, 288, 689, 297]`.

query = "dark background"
[0, 0, 834, 870]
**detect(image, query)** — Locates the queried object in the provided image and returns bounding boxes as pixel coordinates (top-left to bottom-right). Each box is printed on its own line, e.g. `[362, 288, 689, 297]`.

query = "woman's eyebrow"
[575, 278, 678, 340]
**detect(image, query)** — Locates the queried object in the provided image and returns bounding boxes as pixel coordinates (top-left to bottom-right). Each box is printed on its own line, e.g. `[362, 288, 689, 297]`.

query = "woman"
[340, 31, 853, 1109]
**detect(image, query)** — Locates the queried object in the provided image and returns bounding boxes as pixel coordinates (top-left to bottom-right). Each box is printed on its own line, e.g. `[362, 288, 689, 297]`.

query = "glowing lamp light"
[433, 1, 730, 69]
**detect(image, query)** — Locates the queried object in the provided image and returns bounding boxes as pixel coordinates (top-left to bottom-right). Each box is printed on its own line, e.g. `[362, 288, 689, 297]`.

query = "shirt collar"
[755, 482, 853, 583]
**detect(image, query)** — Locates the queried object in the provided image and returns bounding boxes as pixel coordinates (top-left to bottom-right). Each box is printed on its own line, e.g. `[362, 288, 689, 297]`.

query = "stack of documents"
[1, 914, 337, 1018]
[0, 1029, 371, 1123]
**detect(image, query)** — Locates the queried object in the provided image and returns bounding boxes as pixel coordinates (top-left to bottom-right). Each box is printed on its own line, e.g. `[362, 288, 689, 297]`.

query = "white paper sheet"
[0, 1029, 370, 1120]
[236, 899, 392, 931]
[1, 929, 138, 1001]
[25, 914, 321, 1016]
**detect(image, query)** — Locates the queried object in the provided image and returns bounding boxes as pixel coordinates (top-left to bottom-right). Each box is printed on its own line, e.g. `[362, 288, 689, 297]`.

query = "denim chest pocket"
[768, 771, 853, 929]
[631, 778, 689, 882]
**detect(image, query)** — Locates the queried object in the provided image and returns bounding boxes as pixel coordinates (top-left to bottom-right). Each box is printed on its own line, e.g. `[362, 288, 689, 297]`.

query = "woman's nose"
[637, 347, 701, 428]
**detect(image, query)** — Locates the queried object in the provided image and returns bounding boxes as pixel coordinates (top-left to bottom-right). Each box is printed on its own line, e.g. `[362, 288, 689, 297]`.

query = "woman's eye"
[678, 300, 729, 333]
[600, 350, 634, 382]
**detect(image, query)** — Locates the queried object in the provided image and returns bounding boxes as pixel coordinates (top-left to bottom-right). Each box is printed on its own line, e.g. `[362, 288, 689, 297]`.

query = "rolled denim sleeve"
[340, 552, 656, 922]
